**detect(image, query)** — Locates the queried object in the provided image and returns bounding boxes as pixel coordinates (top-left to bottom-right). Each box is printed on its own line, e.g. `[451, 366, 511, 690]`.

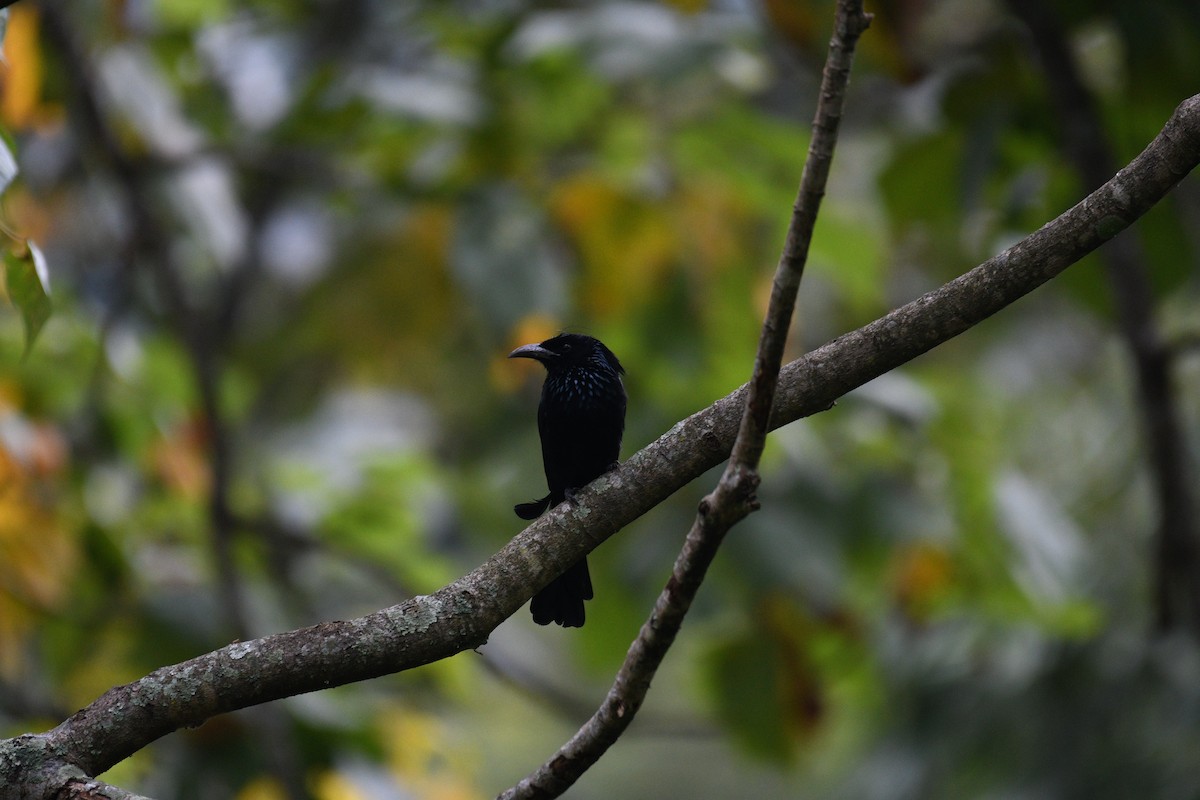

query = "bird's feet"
[563, 463, 620, 508]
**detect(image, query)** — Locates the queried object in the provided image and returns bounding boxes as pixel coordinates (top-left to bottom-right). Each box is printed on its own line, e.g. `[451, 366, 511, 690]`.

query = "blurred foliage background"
[1, 0, 1199, 798]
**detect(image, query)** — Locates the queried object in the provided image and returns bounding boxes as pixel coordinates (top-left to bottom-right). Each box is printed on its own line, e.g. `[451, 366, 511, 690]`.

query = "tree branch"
[56, 777, 158, 800]
[499, 2, 872, 796]
[4, 91, 1199, 799]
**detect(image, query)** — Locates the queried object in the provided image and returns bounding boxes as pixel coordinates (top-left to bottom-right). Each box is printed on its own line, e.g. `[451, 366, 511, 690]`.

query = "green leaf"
[4, 240, 52, 355]
[704, 631, 795, 764]
[152, 0, 232, 28]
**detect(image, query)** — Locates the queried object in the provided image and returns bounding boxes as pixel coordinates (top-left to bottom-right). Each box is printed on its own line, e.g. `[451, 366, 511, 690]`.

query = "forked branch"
[499, 1, 873, 796]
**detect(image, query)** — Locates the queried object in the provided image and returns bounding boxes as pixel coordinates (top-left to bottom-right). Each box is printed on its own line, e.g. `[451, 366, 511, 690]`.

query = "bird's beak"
[508, 343, 554, 362]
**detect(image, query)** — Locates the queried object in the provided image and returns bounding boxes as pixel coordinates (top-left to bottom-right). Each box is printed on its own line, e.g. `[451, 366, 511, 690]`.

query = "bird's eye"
[560, 343, 572, 352]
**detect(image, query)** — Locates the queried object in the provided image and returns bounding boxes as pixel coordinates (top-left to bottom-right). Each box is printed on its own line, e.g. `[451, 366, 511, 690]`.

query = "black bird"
[509, 333, 626, 627]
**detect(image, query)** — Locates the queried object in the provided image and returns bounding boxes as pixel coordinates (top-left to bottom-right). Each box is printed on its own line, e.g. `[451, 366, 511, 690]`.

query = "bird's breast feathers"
[544, 368, 625, 410]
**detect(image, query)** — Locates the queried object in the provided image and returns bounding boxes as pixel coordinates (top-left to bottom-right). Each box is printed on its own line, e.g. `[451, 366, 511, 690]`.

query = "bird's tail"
[514, 494, 552, 520]
[530, 558, 593, 628]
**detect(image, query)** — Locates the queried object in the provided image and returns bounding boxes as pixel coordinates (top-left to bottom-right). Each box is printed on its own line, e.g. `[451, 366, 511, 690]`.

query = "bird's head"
[508, 333, 624, 376]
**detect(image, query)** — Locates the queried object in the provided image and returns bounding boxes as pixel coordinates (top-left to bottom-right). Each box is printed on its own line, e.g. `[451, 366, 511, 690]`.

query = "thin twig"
[498, 3, 873, 797]
[37, 3, 255, 637]
[1005, 0, 1200, 636]
[39, 6, 307, 798]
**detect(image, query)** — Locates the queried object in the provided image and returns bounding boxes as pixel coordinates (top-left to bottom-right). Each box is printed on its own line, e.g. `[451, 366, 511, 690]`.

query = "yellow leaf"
[508, 313, 561, 351]
[313, 203, 458, 386]
[674, 182, 748, 274]
[236, 777, 287, 800]
[890, 541, 954, 618]
[61, 623, 140, 709]
[313, 772, 371, 800]
[8, 189, 57, 244]
[149, 417, 211, 501]
[550, 174, 677, 319]
[0, 408, 76, 679]
[0, 7, 43, 130]
[378, 708, 482, 800]
[492, 313, 561, 391]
